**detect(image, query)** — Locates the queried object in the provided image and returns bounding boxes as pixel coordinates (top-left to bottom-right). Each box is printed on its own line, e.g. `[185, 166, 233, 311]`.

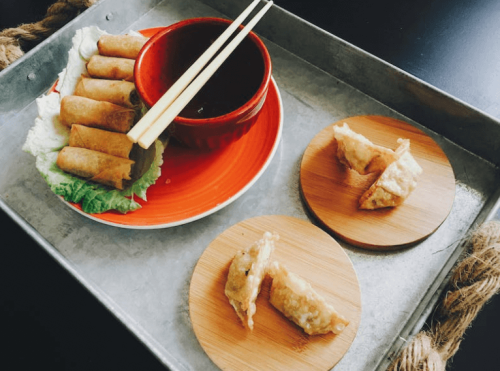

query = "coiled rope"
[389, 220, 500, 370]
[0, 0, 97, 71]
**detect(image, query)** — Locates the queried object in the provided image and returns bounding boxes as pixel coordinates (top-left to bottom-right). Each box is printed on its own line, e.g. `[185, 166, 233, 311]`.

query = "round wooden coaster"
[300, 115, 456, 249]
[189, 215, 361, 371]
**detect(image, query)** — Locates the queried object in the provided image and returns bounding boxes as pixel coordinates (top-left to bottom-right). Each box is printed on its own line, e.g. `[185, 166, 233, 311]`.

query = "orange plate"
[65, 78, 282, 228]
[189, 215, 361, 371]
[300, 115, 456, 250]
[61, 28, 282, 228]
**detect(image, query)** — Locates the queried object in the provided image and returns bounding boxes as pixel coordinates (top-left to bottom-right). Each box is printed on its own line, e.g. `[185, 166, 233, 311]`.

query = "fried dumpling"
[268, 261, 349, 336]
[225, 232, 278, 330]
[359, 139, 423, 209]
[333, 122, 396, 175]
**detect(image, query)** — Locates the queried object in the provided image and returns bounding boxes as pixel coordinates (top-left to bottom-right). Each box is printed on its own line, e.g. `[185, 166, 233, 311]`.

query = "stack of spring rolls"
[56, 34, 148, 190]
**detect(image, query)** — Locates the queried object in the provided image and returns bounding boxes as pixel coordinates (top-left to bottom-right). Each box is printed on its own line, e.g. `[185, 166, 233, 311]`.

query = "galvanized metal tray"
[1, 0, 499, 370]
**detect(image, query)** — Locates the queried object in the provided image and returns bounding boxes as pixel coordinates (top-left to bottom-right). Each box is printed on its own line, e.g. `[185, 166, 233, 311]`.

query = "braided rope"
[0, 0, 97, 71]
[389, 220, 500, 370]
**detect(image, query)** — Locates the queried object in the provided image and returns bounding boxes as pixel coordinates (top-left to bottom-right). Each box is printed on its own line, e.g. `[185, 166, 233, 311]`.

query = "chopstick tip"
[127, 131, 139, 143]
[137, 137, 152, 150]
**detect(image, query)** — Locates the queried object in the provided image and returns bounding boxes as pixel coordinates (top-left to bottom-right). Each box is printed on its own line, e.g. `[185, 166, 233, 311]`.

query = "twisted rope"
[389, 220, 500, 370]
[0, 0, 97, 71]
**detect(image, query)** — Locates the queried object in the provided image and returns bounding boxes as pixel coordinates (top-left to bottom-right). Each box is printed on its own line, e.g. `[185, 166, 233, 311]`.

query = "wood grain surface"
[300, 115, 456, 249]
[189, 215, 361, 371]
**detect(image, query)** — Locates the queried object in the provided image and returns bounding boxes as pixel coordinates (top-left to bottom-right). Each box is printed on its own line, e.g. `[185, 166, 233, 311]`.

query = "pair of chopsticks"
[128, 0, 274, 149]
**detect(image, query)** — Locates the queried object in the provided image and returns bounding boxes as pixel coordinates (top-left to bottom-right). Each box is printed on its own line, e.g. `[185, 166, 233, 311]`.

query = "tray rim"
[2, 1, 500, 371]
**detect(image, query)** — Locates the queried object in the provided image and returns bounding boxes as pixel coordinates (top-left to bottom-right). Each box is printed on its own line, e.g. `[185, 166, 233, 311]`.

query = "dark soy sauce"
[159, 22, 265, 120]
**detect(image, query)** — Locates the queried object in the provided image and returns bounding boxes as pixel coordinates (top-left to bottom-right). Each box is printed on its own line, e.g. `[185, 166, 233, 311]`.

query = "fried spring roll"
[69, 124, 134, 159]
[87, 55, 135, 82]
[56, 147, 134, 190]
[74, 76, 139, 108]
[60, 95, 135, 133]
[97, 34, 147, 59]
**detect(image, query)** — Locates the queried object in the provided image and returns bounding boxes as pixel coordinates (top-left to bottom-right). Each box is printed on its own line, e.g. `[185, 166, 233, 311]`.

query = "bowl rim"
[134, 17, 272, 126]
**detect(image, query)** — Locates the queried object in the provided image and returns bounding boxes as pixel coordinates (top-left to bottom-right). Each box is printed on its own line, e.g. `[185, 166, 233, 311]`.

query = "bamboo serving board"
[189, 215, 361, 371]
[300, 115, 456, 249]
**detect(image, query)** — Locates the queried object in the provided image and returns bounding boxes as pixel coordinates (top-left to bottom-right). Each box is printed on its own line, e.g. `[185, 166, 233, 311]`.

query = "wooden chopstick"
[127, 0, 264, 144]
[136, 0, 274, 149]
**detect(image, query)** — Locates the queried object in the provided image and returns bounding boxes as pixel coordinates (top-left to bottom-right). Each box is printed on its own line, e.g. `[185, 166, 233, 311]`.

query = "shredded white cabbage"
[56, 26, 108, 98]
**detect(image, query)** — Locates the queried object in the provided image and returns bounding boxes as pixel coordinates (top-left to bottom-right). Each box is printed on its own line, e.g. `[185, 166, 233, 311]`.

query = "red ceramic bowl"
[135, 17, 272, 150]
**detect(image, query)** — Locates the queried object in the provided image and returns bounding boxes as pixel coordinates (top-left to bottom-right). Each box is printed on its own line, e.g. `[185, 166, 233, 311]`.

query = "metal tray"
[1, 0, 499, 370]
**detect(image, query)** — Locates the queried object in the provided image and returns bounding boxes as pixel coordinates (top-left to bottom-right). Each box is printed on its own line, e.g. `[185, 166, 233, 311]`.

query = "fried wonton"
[333, 122, 396, 175]
[225, 232, 278, 330]
[268, 261, 349, 336]
[359, 139, 423, 209]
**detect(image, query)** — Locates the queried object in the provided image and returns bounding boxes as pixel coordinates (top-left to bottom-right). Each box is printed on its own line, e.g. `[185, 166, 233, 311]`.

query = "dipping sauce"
[155, 21, 265, 119]
[134, 17, 272, 149]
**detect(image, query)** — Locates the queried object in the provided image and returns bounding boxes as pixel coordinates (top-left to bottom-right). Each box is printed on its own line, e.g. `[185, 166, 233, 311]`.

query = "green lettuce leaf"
[122, 139, 165, 201]
[35, 144, 164, 215]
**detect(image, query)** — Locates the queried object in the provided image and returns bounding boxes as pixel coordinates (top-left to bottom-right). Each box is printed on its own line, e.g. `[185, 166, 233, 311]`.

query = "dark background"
[1, 0, 499, 369]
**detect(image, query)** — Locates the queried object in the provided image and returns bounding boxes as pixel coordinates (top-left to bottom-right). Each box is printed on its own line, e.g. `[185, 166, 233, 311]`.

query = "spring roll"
[87, 55, 135, 82]
[97, 34, 148, 59]
[56, 147, 134, 190]
[69, 124, 134, 159]
[74, 76, 139, 108]
[60, 95, 135, 133]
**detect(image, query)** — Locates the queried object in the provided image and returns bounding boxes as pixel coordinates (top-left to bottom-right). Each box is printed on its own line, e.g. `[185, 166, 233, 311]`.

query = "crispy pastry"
[69, 124, 134, 159]
[268, 261, 349, 335]
[56, 146, 134, 190]
[74, 76, 139, 108]
[359, 139, 423, 209]
[60, 95, 136, 133]
[86, 55, 135, 82]
[225, 232, 278, 330]
[333, 122, 396, 175]
[97, 34, 148, 59]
